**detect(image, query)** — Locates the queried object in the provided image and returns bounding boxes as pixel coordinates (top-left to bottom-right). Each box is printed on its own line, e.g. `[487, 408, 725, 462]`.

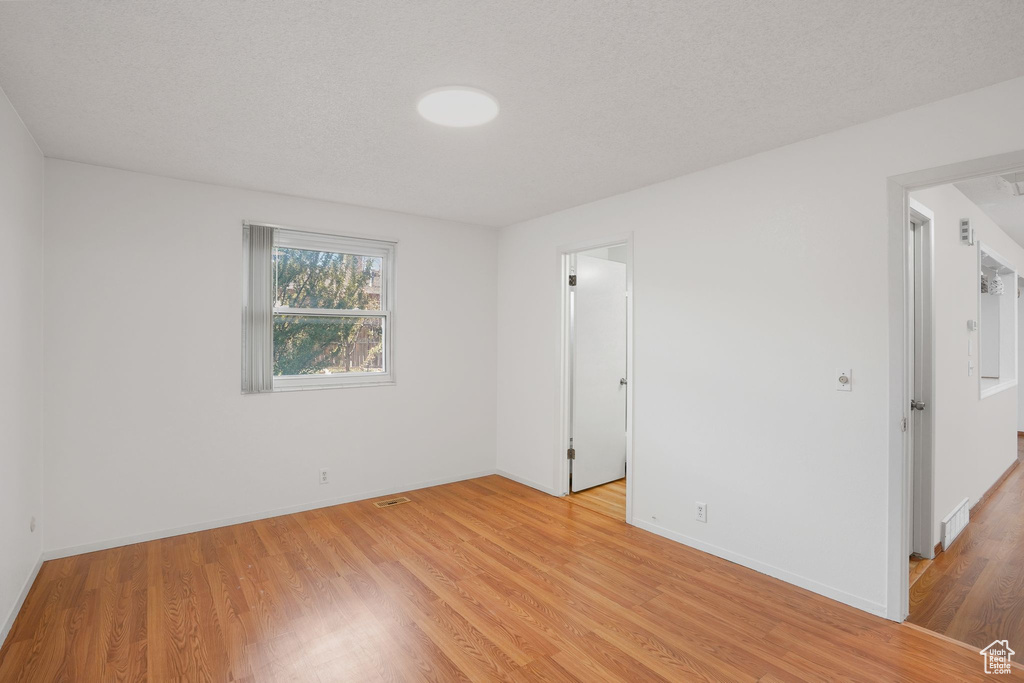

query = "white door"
[907, 210, 933, 559]
[572, 253, 627, 492]
[906, 218, 918, 551]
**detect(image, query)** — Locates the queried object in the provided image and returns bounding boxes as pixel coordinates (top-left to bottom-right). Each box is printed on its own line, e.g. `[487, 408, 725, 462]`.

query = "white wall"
[1018, 284, 1024, 431]
[580, 244, 628, 263]
[497, 76, 1024, 617]
[42, 160, 498, 555]
[0, 87, 44, 641]
[912, 184, 1023, 547]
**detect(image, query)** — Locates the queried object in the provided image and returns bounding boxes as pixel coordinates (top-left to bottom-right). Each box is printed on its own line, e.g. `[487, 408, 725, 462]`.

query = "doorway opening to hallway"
[560, 240, 632, 521]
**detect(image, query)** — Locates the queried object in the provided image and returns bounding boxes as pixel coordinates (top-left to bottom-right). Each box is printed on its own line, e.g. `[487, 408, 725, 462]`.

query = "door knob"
[911, 399, 926, 411]
[620, 378, 628, 386]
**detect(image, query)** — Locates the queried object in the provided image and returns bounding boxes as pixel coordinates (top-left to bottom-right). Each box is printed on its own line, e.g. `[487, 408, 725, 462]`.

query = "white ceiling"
[956, 175, 1024, 247]
[3, 2, 1024, 227]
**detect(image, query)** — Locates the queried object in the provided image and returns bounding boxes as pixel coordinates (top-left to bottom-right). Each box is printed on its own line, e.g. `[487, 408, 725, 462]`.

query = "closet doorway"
[559, 239, 632, 521]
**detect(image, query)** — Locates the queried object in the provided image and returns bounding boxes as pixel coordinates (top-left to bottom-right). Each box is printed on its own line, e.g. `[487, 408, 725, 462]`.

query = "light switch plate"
[961, 219, 975, 245]
[837, 369, 852, 392]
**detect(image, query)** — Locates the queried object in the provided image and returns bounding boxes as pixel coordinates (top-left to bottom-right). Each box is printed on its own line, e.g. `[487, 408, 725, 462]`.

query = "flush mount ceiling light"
[417, 87, 499, 127]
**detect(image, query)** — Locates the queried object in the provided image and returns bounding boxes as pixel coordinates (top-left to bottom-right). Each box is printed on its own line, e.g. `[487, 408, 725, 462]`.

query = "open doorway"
[896, 164, 1024, 650]
[560, 240, 632, 521]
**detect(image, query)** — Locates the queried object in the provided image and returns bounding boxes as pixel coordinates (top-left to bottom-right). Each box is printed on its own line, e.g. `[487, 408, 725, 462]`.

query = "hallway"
[908, 454, 1024, 650]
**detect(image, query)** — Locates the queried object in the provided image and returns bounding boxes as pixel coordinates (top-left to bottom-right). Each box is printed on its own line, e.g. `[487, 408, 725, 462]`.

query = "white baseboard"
[632, 519, 887, 618]
[1, 553, 43, 648]
[42, 469, 498, 561]
[494, 469, 561, 496]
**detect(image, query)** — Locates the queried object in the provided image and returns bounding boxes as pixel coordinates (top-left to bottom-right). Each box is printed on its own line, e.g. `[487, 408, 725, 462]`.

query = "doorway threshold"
[568, 478, 626, 520]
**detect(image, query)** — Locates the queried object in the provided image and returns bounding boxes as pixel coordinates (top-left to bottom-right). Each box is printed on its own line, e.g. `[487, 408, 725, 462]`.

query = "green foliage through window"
[273, 247, 385, 375]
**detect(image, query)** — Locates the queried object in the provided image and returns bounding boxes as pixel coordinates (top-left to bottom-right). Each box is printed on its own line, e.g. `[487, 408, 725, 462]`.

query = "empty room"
[5, 2, 1024, 681]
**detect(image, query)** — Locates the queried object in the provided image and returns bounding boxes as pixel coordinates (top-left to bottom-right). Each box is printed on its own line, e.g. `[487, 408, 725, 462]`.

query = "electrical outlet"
[696, 502, 707, 523]
[319, 468, 329, 485]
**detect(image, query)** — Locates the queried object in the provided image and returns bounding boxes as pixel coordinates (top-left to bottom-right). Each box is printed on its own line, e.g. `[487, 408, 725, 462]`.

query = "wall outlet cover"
[696, 502, 707, 523]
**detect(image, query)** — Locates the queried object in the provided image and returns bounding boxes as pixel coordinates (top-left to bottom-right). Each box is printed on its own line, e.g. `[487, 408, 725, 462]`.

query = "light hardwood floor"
[909, 555, 933, 589]
[568, 478, 625, 520]
[2, 475, 1015, 681]
[909, 458, 1024, 652]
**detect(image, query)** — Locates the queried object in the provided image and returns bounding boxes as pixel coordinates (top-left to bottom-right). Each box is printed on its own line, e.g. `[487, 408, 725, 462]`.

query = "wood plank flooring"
[909, 555, 932, 589]
[909, 456, 1024, 652]
[569, 478, 625, 520]
[2, 475, 1013, 681]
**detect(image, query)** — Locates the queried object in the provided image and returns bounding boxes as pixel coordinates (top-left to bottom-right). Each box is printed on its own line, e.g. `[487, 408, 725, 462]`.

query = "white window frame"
[977, 241, 1017, 399]
[247, 223, 396, 392]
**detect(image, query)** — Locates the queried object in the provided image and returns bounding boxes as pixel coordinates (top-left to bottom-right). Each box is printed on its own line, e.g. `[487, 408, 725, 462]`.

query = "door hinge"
[568, 274, 577, 287]
[567, 447, 575, 460]
[901, 417, 908, 433]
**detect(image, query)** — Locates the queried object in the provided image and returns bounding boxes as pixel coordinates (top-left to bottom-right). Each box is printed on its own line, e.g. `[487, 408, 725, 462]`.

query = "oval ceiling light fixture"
[417, 87, 499, 127]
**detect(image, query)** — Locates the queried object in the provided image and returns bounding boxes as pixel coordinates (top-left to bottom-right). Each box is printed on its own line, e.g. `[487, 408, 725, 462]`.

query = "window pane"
[274, 247, 382, 311]
[273, 315, 385, 375]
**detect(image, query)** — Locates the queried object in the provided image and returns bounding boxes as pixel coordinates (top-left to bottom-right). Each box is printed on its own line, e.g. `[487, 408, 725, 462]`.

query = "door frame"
[906, 199, 935, 563]
[887, 149, 1024, 621]
[557, 234, 634, 523]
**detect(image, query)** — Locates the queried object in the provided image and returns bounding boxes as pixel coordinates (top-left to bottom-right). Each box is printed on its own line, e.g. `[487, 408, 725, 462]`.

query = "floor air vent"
[941, 497, 970, 550]
[373, 496, 411, 508]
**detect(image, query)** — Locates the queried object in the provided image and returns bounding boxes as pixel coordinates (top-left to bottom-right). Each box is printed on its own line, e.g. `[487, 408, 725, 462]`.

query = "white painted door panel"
[572, 254, 626, 492]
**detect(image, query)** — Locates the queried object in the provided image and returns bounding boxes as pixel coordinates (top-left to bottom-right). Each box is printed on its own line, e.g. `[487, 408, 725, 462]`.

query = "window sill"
[980, 377, 1017, 399]
[271, 374, 394, 392]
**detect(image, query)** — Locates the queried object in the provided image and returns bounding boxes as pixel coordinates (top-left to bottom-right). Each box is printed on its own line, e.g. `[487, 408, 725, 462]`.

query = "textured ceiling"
[3, 2, 1024, 226]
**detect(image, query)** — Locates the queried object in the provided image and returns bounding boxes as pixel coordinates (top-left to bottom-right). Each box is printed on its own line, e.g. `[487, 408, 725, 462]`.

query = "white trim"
[274, 307, 387, 317]
[272, 374, 395, 392]
[979, 380, 1018, 399]
[977, 241, 1018, 399]
[494, 469, 562, 496]
[556, 234, 634, 523]
[273, 227, 396, 256]
[1, 553, 43, 648]
[907, 199, 935, 561]
[624, 237, 635, 525]
[634, 519, 887, 618]
[887, 148, 1024, 622]
[41, 469, 496, 561]
[243, 220, 400, 248]
[242, 222, 397, 392]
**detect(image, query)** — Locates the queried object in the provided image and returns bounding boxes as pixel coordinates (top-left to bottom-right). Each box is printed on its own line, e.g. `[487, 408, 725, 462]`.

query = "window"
[242, 223, 395, 392]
